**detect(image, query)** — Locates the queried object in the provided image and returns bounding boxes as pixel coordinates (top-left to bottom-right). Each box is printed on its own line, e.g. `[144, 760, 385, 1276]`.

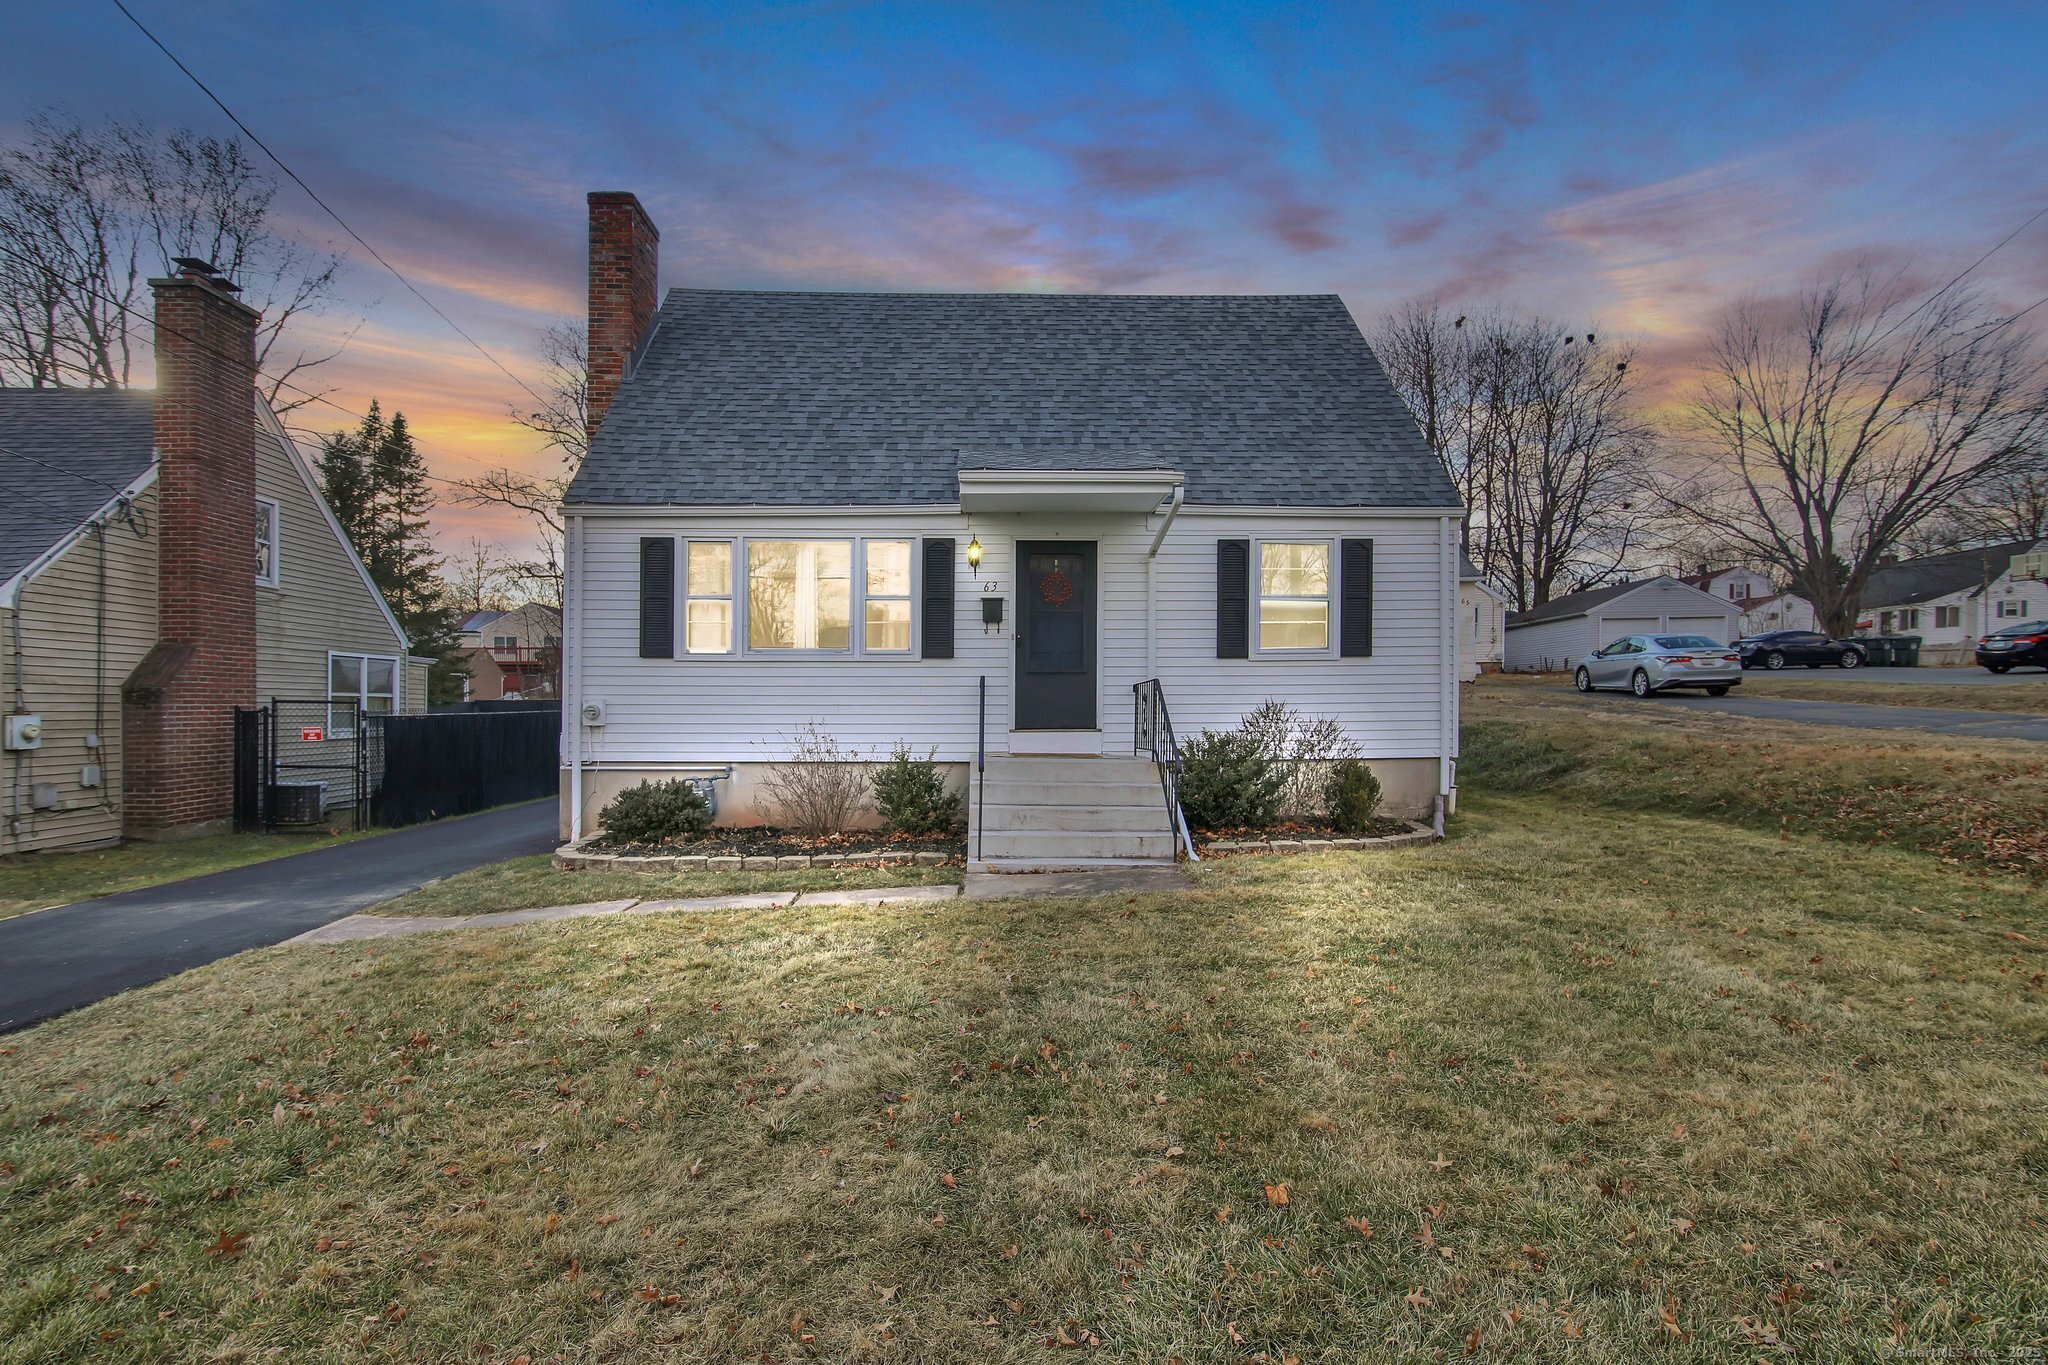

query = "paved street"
[1550, 688, 2048, 741]
[1734, 666, 2048, 687]
[0, 800, 559, 1033]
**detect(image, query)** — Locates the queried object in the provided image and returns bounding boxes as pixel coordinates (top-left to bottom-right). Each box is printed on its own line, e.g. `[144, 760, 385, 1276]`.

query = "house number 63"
[982, 581, 999, 592]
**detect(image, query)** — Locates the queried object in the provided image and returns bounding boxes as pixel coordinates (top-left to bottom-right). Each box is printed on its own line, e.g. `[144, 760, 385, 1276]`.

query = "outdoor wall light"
[966, 534, 982, 568]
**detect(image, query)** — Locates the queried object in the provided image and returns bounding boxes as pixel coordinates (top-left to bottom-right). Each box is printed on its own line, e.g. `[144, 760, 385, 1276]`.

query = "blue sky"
[9, 1, 2048, 550]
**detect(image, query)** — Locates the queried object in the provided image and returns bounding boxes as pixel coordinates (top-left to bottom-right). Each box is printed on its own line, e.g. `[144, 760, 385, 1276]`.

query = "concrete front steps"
[969, 755, 1179, 869]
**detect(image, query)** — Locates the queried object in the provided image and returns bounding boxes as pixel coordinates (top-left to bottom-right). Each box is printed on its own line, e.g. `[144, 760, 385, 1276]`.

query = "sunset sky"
[8, 1, 2048, 565]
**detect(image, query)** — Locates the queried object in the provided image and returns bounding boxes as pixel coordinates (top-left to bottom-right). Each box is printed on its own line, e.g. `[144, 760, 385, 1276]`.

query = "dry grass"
[367, 855, 960, 917]
[0, 830, 362, 922]
[2, 795, 2043, 1361]
[1465, 680, 2048, 875]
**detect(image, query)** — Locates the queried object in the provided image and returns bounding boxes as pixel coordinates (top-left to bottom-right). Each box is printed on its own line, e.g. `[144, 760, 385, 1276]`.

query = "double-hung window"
[684, 541, 734, 653]
[864, 540, 913, 653]
[1255, 540, 1333, 652]
[1935, 605, 1961, 629]
[1999, 599, 2030, 619]
[255, 497, 280, 587]
[328, 652, 397, 734]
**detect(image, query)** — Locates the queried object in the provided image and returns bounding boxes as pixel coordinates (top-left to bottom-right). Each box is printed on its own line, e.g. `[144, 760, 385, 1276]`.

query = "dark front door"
[1016, 541, 1096, 730]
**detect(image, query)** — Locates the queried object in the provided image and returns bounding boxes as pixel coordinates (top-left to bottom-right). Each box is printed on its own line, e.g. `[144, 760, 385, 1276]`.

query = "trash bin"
[1892, 635, 1922, 667]
[1856, 637, 1892, 667]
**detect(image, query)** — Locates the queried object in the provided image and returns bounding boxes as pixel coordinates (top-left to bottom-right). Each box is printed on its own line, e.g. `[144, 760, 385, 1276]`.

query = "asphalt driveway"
[1731, 665, 2048, 687]
[0, 800, 559, 1033]
[1550, 688, 2048, 741]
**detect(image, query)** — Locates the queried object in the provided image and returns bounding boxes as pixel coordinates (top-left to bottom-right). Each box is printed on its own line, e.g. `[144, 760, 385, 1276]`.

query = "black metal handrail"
[1133, 678, 1197, 861]
[975, 674, 986, 862]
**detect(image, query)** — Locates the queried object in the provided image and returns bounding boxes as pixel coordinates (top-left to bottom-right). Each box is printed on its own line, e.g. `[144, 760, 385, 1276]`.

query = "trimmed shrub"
[871, 743, 963, 835]
[599, 779, 712, 845]
[1239, 699, 1359, 819]
[1175, 728, 1288, 831]
[1323, 759, 1384, 834]
[754, 721, 871, 836]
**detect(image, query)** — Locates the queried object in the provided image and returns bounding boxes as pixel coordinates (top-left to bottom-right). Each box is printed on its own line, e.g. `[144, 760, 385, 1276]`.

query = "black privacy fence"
[368, 705, 560, 827]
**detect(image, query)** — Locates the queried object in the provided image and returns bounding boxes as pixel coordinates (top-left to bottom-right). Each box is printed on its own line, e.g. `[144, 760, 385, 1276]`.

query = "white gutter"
[566, 511, 585, 842]
[1, 466, 156, 609]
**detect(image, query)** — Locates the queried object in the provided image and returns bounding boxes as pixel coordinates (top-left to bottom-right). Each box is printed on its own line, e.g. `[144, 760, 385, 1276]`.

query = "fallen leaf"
[1263, 1183, 1290, 1207]
[1429, 1151, 1454, 1172]
[1404, 1287, 1431, 1311]
[205, 1230, 249, 1261]
[1344, 1215, 1373, 1240]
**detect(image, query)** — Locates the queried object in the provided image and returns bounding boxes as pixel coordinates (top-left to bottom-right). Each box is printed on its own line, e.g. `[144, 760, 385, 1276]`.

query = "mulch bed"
[584, 827, 966, 859]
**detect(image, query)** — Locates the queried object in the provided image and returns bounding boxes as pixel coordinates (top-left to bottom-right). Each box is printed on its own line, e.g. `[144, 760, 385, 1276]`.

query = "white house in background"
[1738, 591, 1819, 636]
[1678, 566, 1774, 604]
[1854, 539, 2043, 663]
[559, 193, 1467, 863]
[1504, 576, 1742, 673]
[1458, 556, 1508, 680]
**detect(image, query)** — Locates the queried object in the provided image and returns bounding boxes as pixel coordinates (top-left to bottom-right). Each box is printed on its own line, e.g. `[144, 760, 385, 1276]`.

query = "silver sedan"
[1574, 634, 1744, 698]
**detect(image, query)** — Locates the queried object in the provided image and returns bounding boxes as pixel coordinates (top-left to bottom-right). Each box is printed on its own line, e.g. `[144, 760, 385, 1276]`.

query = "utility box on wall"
[4, 714, 43, 751]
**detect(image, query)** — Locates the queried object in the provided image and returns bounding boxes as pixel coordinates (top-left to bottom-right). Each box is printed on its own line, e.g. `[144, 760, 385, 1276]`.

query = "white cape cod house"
[560, 193, 1465, 863]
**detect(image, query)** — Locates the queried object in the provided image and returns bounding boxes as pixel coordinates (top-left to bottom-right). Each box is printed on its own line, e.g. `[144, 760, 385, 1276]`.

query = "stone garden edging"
[1200, 821, 1436, 856]
[554, 842, 961, 872]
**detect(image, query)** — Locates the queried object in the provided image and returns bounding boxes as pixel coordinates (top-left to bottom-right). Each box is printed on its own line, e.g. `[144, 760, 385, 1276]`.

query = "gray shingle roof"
[1507, 577, 1674, 627]
[1860, 540, 2039, 608]
[567, 290, 1461, 509]
[0, 388, 155, 585]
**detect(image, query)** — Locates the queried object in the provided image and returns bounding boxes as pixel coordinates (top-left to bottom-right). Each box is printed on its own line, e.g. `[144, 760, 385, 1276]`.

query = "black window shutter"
[921, 538, 955, 659]
[1217, 539, 1250, 658]
[1340, 537, 1374, 657]
[639, 536, 675, 658]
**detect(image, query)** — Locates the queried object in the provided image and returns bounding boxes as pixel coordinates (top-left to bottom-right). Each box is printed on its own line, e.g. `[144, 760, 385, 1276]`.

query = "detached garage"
[1504, 576, 1742, 673]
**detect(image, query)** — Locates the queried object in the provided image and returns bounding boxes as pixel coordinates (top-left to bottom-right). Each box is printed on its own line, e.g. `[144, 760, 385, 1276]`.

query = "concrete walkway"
[293, 883, 961, 943]
[0, 800, 559, 1033]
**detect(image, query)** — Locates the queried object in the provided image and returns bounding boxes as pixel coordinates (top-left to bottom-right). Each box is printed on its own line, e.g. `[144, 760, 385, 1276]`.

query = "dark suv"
[1975, 620, 2048, 673]
[1733, 630, 1866, 670]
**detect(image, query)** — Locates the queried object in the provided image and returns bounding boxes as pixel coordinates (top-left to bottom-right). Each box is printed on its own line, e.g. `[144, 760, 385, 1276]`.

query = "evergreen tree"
[317, 403, 466, 706]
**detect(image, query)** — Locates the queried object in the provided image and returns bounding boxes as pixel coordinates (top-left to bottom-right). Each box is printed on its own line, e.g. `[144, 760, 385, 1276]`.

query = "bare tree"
[449, 321, 587, 608]
[1682, 268, 2048, 636]
[1900, 445, 2048, 554]
[1375, 304, 1654, 608]
[445, 537, 517, 618]
[0, 111, 348, 400]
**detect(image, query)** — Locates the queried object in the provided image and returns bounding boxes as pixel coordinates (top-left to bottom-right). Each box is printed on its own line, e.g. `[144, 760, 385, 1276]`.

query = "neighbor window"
[1257, 541, 1331, 651]
[1999, 599, 2030, 619]
[747, 541, 853, 651]
[491, 634, 517, 649]
[865, 540, 913, 652]
[1901, 609, 1921, 630]
[328, 652, 397, 733]
[255, 497, 279, 587]
[1935, 606, 1961, 629]
[685, 540, 734, 654]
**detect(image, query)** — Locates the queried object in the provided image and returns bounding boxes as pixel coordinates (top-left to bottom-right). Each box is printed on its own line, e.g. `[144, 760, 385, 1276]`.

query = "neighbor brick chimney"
[122, 263, 260, 839]
[586, 191, 660, 441]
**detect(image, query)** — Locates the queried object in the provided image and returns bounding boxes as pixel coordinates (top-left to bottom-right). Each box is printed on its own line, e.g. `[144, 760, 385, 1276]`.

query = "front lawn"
[2, 795, 2041, 1360]
[367, 853, 960, 917]
[0, 830, 361, 921]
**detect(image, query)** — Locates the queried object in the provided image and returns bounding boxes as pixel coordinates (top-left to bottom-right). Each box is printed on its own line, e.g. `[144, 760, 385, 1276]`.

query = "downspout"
[1438, 513, 1457, 833]
[566, 512, 584, 843]
[1144, 486, 1182, 693]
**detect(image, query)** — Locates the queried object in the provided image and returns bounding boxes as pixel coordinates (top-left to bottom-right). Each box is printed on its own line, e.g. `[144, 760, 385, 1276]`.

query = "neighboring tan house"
[559, 192, 1468, 858]
[1853, 539, 2043, 663]
[0, 262, 426, 854]
[1458, 556, 1508, 680]
[1505, 577, 1743, 672]
[456, 603, 561, 700]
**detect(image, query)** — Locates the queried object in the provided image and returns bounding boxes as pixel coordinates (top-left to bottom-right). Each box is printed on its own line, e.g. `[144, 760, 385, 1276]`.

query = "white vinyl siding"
[252, 414, 419, 711]
[569, 508, 1453, 765]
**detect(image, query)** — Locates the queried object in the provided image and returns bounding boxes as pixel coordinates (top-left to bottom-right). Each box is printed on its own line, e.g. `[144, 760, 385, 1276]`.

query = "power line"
[108, 0, 550, 411]
[0, 439, 134, 495]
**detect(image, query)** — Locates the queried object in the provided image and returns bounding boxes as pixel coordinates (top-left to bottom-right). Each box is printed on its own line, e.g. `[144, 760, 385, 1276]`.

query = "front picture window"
[1257, 542, 1330, 651]
[747, 541, 852, 651]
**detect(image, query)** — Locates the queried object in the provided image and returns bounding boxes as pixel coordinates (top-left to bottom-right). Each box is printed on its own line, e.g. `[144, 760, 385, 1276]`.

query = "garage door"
[1598, 616, 1659, 647]
[1663, 615, 1734, 643]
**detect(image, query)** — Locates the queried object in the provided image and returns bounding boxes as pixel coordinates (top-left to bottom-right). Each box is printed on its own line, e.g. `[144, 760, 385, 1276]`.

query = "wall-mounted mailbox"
[981, 596, 1005, 628]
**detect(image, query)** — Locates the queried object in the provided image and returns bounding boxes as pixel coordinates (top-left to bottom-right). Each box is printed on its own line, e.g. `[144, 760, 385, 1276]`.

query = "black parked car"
[1733, 630, 1866, 670]
[1975, 619, 2048, 673]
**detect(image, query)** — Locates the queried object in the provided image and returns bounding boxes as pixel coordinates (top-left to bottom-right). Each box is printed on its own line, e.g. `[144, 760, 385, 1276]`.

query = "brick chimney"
[586, 191, 660, 441]
[122, 262, 260, 839]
